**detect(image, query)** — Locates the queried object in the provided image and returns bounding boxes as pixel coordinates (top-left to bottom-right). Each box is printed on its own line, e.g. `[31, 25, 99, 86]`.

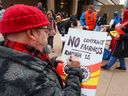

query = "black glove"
[64, 65, 84, 82]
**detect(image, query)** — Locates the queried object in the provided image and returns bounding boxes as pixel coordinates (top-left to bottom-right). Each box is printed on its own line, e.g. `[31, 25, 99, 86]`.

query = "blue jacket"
[80, 12, 85, 26]
[111, 11, 121, 25]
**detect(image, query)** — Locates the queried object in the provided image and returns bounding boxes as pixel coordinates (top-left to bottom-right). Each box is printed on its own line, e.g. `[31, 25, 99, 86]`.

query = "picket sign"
[57, 28, 107, 96]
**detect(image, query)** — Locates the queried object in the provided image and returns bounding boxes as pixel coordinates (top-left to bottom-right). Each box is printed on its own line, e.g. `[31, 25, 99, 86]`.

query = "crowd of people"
[53, 5, 128, 71]
[79, 5, 128, 71]
[0, 2, 128, 96]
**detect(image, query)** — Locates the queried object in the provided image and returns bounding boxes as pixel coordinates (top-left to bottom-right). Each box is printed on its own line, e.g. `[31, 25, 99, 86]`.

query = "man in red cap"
[0, 4, 83, 96]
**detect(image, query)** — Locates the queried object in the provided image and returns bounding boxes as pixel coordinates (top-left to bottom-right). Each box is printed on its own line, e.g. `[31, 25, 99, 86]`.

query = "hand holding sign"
[115, 34, 120, 40]
[67, 54, 80, 68]
[60, 28, 107, 96]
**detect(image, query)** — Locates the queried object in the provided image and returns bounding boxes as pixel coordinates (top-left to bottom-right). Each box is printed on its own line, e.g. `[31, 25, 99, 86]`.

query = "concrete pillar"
[47, 0, 55, 11]
[71, 0, 78, 15]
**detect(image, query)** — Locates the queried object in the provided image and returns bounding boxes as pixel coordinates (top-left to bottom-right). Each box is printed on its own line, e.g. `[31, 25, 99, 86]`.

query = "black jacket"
[0, 45, 83, 96]
[112, 25, 128, 58]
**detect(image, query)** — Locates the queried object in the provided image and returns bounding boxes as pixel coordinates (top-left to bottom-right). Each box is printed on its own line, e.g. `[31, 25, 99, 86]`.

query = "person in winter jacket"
[80, 6, 96, 30]
[56, 12, 63, 34]
[99, 13, 108, 26]
[95, 9, 101, 31]
[95, 13, 108, 32]
[47, 10, 56, 52]
[101, 9, 128, 70]
[110, 11, 121, 29]
[0, 4, 84, 96]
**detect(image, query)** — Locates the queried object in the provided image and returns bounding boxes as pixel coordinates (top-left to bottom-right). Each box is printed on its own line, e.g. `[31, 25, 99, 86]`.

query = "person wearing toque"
[0, 4, 84, 96]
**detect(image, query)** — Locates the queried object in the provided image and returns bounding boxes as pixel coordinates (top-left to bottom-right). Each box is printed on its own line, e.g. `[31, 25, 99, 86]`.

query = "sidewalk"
[51, 31, 128, 96]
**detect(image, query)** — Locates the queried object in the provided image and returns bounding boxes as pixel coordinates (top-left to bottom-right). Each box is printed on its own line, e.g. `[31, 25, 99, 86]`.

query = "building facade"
[45, 0, 120, 18]
[95, 0, 119, 5]
[47, 0, 94, 18]
[1, 0, 39, 8]
[1, 0, 94, 18]
[1, 0, 121, 19]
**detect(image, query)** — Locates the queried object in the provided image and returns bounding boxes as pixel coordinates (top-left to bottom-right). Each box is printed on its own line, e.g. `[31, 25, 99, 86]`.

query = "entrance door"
[55, 0, 72, 18]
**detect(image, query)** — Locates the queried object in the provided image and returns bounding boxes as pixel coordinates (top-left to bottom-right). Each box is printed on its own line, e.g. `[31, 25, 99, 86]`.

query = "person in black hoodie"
[99, 13, 108, 26]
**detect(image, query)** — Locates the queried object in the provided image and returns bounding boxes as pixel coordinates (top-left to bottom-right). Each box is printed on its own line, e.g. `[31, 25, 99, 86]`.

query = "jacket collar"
[4, 39, 50, 62]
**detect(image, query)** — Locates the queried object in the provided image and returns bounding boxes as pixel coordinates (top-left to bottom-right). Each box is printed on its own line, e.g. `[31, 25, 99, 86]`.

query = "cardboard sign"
[58, 28, 107, 96]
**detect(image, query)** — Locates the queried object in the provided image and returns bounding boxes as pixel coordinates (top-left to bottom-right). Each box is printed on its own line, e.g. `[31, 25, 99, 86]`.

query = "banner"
[57, 28, 107, 96]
